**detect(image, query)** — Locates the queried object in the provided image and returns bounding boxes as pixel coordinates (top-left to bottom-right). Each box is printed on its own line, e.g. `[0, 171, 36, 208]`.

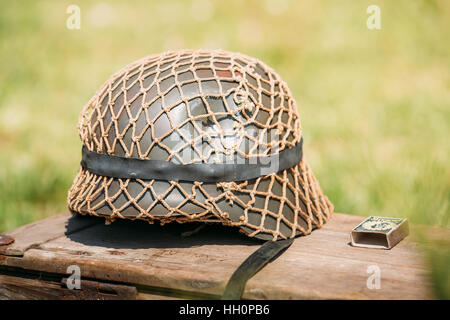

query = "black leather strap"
[80, 139, 303, 182]
[221, 238, 294, 300]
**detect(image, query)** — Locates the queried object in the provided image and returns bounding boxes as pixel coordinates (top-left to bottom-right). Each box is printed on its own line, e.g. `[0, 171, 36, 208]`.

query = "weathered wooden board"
[0, 274, 137, 300]
[0, 212, 445, 300]
[0, 213, 100, 256]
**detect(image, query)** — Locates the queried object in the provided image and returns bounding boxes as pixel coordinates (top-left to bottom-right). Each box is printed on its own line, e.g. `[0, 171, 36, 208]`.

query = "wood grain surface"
[1, 212, 445, 300]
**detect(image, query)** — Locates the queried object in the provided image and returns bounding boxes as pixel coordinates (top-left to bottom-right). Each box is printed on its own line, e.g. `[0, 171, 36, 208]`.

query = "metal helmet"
[68, 49, 333, 241]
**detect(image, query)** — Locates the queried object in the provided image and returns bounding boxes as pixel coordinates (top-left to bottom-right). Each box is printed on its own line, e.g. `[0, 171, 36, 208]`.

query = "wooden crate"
[0, 212, 443, 300]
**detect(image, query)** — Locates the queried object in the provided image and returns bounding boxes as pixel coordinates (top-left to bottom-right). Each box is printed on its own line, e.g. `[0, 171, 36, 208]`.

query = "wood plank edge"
[0, 264, 221, 300]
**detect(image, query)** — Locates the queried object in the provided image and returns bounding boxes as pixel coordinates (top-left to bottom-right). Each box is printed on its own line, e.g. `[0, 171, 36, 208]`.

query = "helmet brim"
[68, 157, 333, 241]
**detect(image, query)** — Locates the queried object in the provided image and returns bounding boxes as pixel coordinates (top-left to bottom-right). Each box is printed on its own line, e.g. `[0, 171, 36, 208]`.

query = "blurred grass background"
[0, 0, 448, 298]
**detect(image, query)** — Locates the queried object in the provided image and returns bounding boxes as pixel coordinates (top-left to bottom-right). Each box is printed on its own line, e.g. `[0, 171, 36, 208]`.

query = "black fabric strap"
[81, 139, 303, 182]
[221, 238, 294, 300]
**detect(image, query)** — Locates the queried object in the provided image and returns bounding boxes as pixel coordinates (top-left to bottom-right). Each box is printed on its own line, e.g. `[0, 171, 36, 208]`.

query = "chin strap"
[221, 238, 294, 300]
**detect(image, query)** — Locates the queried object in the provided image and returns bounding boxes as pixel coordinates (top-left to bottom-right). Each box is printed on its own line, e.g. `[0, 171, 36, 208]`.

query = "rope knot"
[219, 181, 239, 205]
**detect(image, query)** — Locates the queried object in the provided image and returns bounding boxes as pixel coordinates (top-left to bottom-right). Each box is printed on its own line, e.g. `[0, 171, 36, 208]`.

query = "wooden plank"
[1, 212, 443, 299]
[136, 292, 182, 300]
[0, 212, 102, 256]
[0, 274, 137, 300]
[245, 224, 432, 299]
[1, 218, 268, 296]
[0, 274, 69, 300]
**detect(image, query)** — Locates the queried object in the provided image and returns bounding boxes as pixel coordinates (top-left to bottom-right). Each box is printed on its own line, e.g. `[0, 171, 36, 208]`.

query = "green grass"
[0, 0, 449, 298]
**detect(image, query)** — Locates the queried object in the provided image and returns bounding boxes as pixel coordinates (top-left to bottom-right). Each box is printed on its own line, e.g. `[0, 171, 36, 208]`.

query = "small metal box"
[350, 216, 409, 249]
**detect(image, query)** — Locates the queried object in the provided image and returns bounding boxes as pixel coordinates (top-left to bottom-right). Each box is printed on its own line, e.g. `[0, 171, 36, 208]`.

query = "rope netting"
[68, 49, 333, 240]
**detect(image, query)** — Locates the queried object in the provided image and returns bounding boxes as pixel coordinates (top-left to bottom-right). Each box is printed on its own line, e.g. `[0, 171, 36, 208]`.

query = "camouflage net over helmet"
[68, 49, 333, 241]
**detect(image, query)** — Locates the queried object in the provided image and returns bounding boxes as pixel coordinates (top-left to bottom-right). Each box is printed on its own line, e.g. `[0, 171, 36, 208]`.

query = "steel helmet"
[68, 49, 333, 241]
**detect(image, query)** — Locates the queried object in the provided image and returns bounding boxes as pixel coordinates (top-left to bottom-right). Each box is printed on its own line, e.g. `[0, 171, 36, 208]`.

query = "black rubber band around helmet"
[80, 138, 303, 182]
